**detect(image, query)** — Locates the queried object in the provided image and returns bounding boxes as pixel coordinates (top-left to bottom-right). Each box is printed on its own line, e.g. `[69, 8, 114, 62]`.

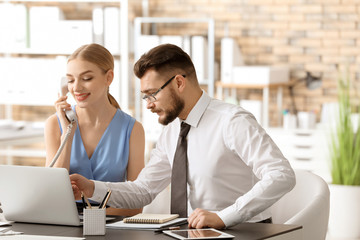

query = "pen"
[99, 189, 112, 209]
[81, 192, 86, 209]
[81, 191, 92, 209]
[154, 226, 181, 233]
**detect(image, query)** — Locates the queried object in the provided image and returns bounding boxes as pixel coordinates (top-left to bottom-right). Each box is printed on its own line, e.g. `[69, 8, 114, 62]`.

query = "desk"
[0, 121, 45, 164]
[8, 222, 302, 240]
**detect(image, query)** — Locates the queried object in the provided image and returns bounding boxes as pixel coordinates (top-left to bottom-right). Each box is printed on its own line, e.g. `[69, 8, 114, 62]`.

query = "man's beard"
[158, 89, 184, 125]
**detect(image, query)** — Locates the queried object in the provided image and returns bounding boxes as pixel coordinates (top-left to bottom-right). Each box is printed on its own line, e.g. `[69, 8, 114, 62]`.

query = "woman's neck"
[75, 101, 117, 126]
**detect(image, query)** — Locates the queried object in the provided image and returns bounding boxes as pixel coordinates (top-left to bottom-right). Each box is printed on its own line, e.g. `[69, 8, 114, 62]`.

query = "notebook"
[123, 213, 179, 224]
[0, 165, 83, 226]
[106, 217, 188, 230]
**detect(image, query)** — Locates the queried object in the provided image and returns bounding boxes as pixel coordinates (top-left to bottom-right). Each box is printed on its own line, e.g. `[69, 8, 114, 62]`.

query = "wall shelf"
[0, 1, 130, 162]
[133, 17, 215, 121]
[216, 81, 289, 128]
[0, 0, 130, 115]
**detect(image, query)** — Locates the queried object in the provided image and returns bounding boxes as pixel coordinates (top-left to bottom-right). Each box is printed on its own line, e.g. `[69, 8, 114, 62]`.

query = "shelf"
[1, 49, 123, 58]
[0, 49, 74, 56]
[0, 0, 131, 114]
[9, 0, 123, 3]
[133, 17, 215, 121]
[0, 121, 45, 164]
[216, 81, 290, 89]
[216, 81, 286, 128]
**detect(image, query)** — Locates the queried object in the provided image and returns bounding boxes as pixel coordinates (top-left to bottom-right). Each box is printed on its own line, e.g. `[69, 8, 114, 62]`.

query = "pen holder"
[83, 208, 106, 235]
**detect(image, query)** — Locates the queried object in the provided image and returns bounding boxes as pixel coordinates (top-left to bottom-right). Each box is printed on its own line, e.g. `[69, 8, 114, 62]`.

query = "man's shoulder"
[206, 99, 260, 128]
[208, 98, 249, 116]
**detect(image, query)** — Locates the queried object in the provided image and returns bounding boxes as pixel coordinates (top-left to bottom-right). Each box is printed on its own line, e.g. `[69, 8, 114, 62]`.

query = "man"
[70, 44, 295, 229]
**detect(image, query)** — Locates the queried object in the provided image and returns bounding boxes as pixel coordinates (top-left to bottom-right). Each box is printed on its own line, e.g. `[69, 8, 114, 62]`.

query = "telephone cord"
[48, 121, 75, 168]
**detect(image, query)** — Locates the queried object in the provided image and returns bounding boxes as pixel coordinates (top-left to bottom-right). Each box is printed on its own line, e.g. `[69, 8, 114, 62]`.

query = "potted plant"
[328, 71, 360, 238]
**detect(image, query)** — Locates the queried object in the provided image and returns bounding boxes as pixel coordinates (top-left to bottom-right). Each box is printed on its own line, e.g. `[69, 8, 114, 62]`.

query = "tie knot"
[179, 122, 191, 138]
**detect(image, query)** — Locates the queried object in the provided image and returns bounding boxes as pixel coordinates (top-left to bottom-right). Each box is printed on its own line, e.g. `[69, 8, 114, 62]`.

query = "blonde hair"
[68, 43, 120, 109]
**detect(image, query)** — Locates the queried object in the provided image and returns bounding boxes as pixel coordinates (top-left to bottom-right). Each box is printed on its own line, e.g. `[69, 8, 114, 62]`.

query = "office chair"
[142, 186, 171, 214]
[271, 169, 330, 240]
[0, 203, 6, 222]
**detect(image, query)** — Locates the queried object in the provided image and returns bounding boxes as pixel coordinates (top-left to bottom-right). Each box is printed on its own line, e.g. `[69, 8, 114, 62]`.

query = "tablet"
[163, 228, 235, 239]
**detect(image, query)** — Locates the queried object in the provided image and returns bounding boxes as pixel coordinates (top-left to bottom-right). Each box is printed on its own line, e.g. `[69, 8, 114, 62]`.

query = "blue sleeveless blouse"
[58, 107, 135, 182]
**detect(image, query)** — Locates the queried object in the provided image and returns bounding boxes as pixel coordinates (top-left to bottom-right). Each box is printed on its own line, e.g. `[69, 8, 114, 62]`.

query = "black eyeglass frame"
[142, 74, 186, 103]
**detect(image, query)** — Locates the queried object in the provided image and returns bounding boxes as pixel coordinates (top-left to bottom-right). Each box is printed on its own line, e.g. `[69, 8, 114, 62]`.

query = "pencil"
[81, 191, 92, 209]
[101, 189, 112, 209]
[99, 189, 109, 209]
[81, 192, 86, 209]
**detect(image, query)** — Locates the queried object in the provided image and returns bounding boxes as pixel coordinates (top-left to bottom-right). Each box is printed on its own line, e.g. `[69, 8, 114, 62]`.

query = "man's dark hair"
[134, 44, 196, 79]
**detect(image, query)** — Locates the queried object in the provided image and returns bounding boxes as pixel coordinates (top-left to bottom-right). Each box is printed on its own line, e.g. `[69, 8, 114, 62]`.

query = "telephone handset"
[60, 77, 77, 123]
[49, 77, 77, 167]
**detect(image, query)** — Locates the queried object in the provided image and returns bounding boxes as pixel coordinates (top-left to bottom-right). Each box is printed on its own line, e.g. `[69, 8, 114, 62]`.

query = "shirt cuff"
[217, 205, 244, 228]
[91, 180, 108, 203]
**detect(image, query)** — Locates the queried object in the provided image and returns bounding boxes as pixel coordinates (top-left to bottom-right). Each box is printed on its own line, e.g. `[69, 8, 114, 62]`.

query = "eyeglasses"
[142, 74, 186, 103]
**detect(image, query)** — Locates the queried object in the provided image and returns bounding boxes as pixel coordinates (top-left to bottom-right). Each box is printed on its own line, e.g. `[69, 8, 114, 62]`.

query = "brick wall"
[4, 0, 360, 126]
[141, 0, 360, 126]
[2, 0, 359, 166]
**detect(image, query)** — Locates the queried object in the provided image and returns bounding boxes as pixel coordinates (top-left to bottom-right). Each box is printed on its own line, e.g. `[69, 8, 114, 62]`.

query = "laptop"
[0, 165, 84, 226]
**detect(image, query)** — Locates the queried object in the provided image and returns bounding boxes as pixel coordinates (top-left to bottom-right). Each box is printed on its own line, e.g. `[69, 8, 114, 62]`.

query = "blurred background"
[0, 0, 359, 183]
[1, 1, 360, 239]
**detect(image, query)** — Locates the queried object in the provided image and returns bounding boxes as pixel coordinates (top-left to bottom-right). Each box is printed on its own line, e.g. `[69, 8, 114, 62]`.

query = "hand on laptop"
[187, 208, 225, 229]
[70, 174, 95, 200]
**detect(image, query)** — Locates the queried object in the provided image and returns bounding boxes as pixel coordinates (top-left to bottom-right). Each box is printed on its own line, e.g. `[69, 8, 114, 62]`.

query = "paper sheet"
[0, 221, 13, 227]
[0, 235, 85, 239]
[0, 227, 23, 236]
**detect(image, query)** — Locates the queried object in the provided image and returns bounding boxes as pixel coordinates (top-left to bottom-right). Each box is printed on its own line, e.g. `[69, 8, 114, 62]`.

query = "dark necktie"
[171, 122, 191, 218]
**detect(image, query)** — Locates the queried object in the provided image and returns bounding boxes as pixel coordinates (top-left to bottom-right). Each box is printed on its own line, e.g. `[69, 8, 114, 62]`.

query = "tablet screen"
[163, 228, 234, 239]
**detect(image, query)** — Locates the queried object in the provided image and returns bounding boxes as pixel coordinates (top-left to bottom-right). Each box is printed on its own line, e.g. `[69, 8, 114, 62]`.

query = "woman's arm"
[45, 114, 62, 167]
[44, 115, 76, 170]
[44, 114, 75, 170]
[127, 121, 145, 180]
[45, 95, 76, 170]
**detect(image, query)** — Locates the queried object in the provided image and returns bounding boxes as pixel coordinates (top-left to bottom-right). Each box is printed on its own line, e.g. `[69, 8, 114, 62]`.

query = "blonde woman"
[45, 43, 145, 216]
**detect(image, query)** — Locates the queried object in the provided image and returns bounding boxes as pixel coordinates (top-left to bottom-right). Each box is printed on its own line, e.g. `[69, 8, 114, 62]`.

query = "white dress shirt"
[91, 91, 295, 227]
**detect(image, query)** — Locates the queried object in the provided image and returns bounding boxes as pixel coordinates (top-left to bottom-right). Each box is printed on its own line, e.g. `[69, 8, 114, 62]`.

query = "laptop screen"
[0, 165, 81, 226]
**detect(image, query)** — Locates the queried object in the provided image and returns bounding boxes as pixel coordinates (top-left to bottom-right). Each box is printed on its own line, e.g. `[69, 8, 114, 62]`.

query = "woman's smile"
[75, 93, 90, 101]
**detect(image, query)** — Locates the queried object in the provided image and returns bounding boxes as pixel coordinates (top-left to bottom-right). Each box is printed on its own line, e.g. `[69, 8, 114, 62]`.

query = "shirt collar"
[182, 90, 211, 128]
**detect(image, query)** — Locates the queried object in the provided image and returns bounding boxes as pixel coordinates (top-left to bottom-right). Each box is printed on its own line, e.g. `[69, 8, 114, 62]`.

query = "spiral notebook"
[106, 216, 187, 231]
[123, 213, 179, 224]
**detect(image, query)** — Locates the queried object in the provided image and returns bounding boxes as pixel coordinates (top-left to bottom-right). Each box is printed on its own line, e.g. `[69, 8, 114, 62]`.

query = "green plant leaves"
[330, 72, 360, 185]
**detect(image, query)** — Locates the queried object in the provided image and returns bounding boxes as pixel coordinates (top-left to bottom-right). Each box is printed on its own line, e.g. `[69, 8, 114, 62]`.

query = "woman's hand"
[55, 95, 77, 134]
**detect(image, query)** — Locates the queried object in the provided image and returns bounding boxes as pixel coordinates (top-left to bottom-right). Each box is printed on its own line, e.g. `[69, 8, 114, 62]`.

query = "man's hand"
[188, 208, 226, 229]
[70, 174, 95, 200]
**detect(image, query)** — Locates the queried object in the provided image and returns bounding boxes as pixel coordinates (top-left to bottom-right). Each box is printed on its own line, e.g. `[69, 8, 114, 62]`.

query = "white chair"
[142, 186, 171, 214]
[0, 204, 6, 222]
[271, 169, 330, 240]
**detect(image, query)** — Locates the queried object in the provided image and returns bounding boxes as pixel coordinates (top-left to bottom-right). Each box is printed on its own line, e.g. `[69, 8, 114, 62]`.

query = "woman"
[45, 43, 145, 216]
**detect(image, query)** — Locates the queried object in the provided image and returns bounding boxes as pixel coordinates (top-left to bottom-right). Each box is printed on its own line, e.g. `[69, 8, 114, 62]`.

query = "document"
[0, 235, 84, 239]
[0, 221, 13, 227]
[0, 227, 23, 236]
[106, 217, 187, 230]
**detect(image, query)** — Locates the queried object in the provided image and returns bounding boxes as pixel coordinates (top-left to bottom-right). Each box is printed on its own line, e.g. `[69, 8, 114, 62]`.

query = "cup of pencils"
[82, 189, 111, 236]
